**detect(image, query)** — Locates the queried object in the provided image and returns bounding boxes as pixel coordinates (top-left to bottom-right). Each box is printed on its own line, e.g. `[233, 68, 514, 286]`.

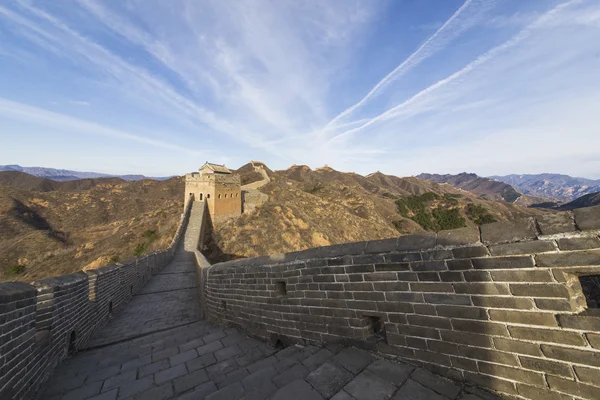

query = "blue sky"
[0, 0, 599, 178]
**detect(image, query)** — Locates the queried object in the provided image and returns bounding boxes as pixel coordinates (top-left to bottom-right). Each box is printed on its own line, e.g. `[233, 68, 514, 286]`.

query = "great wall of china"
[2, 192, 600, 399]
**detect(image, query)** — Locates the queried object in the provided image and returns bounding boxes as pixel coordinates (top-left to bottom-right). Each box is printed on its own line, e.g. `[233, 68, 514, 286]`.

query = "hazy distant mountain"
[490, 174, 600, 201]
[0, 165, 170, 181]
[416, 173, 521, 202]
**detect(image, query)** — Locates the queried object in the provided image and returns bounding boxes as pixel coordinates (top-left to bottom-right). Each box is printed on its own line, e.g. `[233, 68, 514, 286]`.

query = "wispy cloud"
[0, 98, 207, 156]
[0, 0, 598, 178]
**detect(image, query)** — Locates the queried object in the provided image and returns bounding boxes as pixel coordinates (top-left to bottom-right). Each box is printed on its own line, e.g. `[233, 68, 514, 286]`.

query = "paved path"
[39, 250, 499, 400]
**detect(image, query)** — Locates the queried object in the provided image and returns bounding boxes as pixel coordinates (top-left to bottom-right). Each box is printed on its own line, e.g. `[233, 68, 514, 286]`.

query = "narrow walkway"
[40, 252, 498, 399]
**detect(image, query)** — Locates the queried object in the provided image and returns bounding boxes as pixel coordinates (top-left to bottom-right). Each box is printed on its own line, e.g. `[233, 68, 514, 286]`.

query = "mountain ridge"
[0, 164, 171, 181]
[491, 173, 600, 201]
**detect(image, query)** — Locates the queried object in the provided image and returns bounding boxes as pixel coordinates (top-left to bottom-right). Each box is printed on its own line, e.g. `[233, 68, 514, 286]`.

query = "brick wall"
[204, 205, 600, 399]
[0, 199, 193, 399]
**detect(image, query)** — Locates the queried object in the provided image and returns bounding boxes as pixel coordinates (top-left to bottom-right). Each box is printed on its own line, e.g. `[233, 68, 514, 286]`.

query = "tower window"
[218, 194, 221, 199]
[207, 194, 210, 199]
[225, 194, 227, 198]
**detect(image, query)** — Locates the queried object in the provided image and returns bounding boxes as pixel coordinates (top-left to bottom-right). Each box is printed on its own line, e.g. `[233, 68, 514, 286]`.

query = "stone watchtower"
[184, 162, 242, 223]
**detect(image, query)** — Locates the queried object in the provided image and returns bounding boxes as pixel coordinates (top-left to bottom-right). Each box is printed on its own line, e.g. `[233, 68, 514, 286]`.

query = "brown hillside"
[207, 165, 551, 262]
[0, 176, 183, 282]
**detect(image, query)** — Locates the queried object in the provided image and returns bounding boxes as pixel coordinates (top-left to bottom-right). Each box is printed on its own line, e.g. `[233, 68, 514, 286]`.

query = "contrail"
[327, 0, 581, 144]
[325, 0, 490, 130]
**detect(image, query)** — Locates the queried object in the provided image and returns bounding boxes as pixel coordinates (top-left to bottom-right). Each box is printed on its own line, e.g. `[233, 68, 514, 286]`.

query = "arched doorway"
[199, 193, 203, 200]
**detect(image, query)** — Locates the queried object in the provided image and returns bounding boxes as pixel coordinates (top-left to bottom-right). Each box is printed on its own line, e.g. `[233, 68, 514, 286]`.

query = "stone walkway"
[39, 247, 499, 400]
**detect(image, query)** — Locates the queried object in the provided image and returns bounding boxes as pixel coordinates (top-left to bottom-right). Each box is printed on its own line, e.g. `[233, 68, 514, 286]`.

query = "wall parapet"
[204, 205, 600, 400]
[0, 199, 194, 399]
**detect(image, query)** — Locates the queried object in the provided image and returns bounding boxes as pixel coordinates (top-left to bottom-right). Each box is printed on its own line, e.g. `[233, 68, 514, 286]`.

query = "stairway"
[184, 200, 206, 252]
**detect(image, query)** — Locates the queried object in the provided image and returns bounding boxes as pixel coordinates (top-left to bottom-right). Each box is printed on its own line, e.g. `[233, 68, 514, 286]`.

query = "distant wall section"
[0, 199, 194, 399]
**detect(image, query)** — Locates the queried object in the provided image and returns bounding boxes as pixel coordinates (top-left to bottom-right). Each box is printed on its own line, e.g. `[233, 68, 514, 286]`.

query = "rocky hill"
[416, 172, 521, 202]
[559, 192, 600, 210]
[206, 164, 550, 262]
[491, 173, 600, 201]
[0, 175, 183, 282]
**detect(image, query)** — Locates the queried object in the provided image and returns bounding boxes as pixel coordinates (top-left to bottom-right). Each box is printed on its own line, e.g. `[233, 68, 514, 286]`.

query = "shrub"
[109, 255, 120, 264]
[133, 243, 147, 257]
[432, 207, 466, 230]
[8, 265, 26, 275]
[143, 230, 157, 240]
[465, 203, 497, 225]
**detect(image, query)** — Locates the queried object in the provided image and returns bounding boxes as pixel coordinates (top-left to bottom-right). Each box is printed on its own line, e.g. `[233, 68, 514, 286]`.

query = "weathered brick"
[536, 213, 576, 235]
[363, 272, 398, 282]
[410, 283, 454, 293]
[344, 265, 374, 274]
[374, 263, 410, 272]
[410, 261, 447, 272]
[478, 362, 545, 386]
[436, 226, 480, 246]
[451, 319, 508, 336]
[450, 356, 478, 372]
[436, 305, 488, 320]
[365, 238, 398, 254]
[372, 282, 409, 292]
[490, 269, 553, 282]
[573, 205, 600, 230]
[417, 272, 441, 281]
[480, 218, 538, 244]
[440, 331, 493, 348]
[587, 333, 600, 349]
[385, 253, 421, 263]
[459, 346, 518, 366]
[385, 292, 424, 303]
[406, 337, 427, 349]
[423, 293, 471, 305]
[536, 250, 600, 267]
[452, 246, 489, 259]
[462, 270, 491, 282]
[493, 338, 542, 356]
[510, 326, 586, 346]
[472, 296, 534, 309]
[463, 371, 517, 395]
[574, 365, 600, 386]
[397, 324, 440, 340]
[489, 310, 558, 326]
[510, 283, 569, 298]
[377, 302, 414, 313]
[519, 356, 573, 378]
[453, 282, 509, 295]
[557, 314, 600, 331]
[472, 255, 535, 270]
[413, 304, 436, 315]
[535, 298, 573, 312]
[446, 259, 473, 271]
[438, 271, 463, 282]
[547, 375, 600, 399]
[337, 241, 367, 256]
[558, 237, 600, 251]
[351, 255, 384, 265]
[427, 340, 459, 355]
[489, 240, 555, 256]
[343, 282, 373, 292]
[396, 233, 436, 251]
[406, 315, 452, 330]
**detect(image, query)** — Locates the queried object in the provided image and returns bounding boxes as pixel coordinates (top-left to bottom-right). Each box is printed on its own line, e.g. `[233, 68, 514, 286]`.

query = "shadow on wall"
[10, 198, 69, 244]
[199, 207, 244, 264]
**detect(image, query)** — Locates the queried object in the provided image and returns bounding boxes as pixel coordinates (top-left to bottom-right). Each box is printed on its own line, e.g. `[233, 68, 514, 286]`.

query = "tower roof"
[200, 162, 232, 174]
